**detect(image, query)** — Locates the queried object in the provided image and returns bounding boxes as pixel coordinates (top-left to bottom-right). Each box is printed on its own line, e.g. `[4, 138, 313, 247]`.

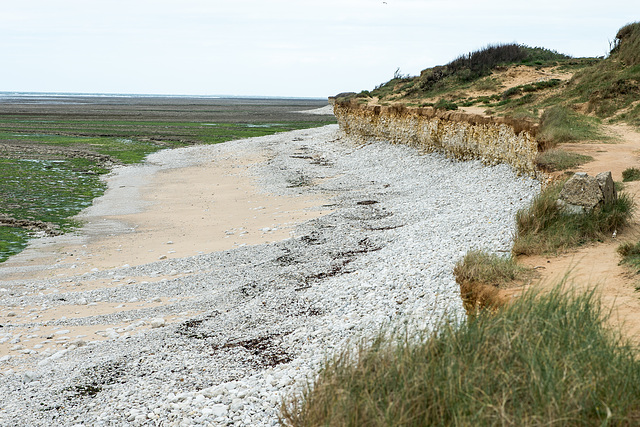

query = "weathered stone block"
[558, 172, 603, 212]
[596, 171, 617, 204]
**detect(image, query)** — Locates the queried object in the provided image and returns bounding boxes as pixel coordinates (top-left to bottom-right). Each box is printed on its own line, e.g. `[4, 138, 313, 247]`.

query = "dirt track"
[519, 124, 640, 344]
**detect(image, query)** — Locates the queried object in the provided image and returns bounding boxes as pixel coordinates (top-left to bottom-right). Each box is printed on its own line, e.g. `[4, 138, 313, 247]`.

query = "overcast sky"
[1, 1, 638, 98]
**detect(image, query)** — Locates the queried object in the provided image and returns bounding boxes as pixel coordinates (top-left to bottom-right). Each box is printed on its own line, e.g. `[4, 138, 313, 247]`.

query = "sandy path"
[519, 123, 640, 344]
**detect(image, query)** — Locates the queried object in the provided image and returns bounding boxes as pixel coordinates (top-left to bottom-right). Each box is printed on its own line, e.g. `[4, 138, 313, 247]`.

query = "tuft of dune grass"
[281, 285, 640, 426]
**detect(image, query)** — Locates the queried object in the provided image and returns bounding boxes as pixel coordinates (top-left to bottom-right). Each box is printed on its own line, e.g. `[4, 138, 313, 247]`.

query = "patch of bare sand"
[0, 142, 332, 368]
[1, 152, 331, 281]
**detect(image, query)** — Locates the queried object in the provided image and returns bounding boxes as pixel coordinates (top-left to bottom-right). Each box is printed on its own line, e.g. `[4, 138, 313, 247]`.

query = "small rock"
[150, 318, 165, 328]
[23, 371, 41, 383]
[207, 404, 228, 418]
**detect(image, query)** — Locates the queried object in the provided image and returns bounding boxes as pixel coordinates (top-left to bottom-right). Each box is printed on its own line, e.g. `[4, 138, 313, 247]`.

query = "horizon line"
[0, 91, 330, 101]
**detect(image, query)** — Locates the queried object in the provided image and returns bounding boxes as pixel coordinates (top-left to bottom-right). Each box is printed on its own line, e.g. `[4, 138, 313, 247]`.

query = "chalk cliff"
[332, 99, 541, 177]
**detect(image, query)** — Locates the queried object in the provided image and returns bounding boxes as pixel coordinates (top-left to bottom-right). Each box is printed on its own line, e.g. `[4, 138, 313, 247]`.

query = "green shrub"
[502, 80, 561, 101]
[513, 93, 534, 106]
[433, 98, 458, 111]
[618, 240, 640, 272]
[282, 287, 640, 426]
[501, 86, 522, 99]
[512, 181, 634, 255]
[622, 167, 640, 182]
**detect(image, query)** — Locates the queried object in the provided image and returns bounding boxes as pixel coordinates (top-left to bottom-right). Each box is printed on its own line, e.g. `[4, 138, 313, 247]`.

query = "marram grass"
[512, 180, 634, 255]
[281, 286, 640, 426]
[453, 250, 530, 287]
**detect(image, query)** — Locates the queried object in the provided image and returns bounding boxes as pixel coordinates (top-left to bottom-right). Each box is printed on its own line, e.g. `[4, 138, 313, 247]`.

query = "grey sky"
[1, 0, 638, 98]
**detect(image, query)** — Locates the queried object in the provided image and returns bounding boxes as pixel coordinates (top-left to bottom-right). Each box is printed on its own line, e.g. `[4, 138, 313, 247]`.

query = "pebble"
[150, 318, 166, 328]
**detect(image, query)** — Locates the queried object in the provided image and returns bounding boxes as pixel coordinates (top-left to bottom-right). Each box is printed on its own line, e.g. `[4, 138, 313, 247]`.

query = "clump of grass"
[453, 250, 530, 286]
[622, 167, 640, 182]
[538, 105, 603, 143]
[281, 286, 640, 426]
[433, 98, 458, 111]
[454, 250, 533, 312]
[535, 149, 593, 172]
[513, 180, 634, 255]
[618, 241, 640, 273]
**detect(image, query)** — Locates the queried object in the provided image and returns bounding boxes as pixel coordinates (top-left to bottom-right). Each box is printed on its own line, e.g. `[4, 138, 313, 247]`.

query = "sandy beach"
[0, 127, 333, 362]
[0, 149, 329, 279]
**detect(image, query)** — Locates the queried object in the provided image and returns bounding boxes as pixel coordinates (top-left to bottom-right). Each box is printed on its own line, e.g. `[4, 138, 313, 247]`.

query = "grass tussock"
[454, 250, 532, 312]
[453, 250, 530, 287]
[512, 181, 634, 255]
[538, 105, 603, 143]
[535, 149, 593, 172]
[622, 167, 640, 182]
[281, 287, 640, 426]
[617, 240, 640, 272]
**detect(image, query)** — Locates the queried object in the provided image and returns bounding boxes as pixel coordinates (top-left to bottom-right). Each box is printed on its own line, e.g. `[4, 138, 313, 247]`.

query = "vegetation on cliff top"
[372, 43, 569, 100]
[340, 22, 640, 143]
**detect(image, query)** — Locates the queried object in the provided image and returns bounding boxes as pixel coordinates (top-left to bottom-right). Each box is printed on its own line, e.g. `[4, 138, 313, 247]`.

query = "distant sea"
[0, 92, 327, 103]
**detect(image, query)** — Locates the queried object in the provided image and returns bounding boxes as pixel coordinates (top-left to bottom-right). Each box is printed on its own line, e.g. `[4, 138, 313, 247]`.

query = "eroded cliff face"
[333, 100, 540, 177]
